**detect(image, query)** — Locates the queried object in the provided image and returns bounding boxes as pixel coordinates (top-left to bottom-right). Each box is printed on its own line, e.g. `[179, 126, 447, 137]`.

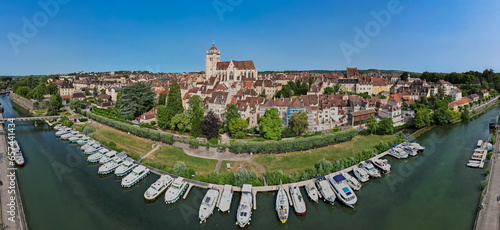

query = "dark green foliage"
[266, 170, 288, 185]
[190, 116, 202, 137]
[259, 108, 284, 140]
[117, 82, 155, 117]
[157, 92, 166, 106]
[377, 118, 394, 135]
[82, 126, 92, 135]
[70, 99, 86, 111]
[164, 81, 184, 125]
[229, 117, 248, 139]
[201, 111, 221, 140]
[224, 103, 239, 133]
[288, 111, 309, 136]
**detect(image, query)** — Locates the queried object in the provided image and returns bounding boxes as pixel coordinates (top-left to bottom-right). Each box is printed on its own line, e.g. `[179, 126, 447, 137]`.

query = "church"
[205, 42, 258, 83]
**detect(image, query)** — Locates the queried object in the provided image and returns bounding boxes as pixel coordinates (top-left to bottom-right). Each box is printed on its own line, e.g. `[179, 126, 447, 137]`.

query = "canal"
[3, 95, 493, 230]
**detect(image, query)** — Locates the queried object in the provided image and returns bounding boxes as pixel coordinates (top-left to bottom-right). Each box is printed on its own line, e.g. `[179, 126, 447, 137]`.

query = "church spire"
[210, 40, 217, 51]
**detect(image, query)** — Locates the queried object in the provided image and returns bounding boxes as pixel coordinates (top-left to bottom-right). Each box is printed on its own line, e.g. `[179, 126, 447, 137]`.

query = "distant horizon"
[2, 0, 500, 75]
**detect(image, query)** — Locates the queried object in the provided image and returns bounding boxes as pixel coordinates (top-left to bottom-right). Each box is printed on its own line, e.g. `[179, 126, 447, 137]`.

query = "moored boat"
[289, 183, 306, 215]
[371, 159, 391, 174]
[121, 165, 150, 188]
[342, 171, 361, 190]
[84, 146, 102, 155]
[328, 174, 357, 208]
[98, 153, 126, 174]
[77, 137, 91, 145]
[305, 184, 318, 203]
[9, 140, 24, 166]
[69, 134, 84, 142]
[275, 182, 289, 224]
[391, 147, 409, 159]
[164, 177, 188, 204]
[218, 184, 233, 212]
[199, 187, 220, 223]
[353, 166, 370, 182]
[87, 153, 103, 163]
[99, 150, 116, 164]
[144, 174, 174, 201]
[236, 184, 253, 228]
[115, 158, 137, 176]
[315, 176, 336, 204]
[360, 161, 381, 178]
[55, 128, 71, 136]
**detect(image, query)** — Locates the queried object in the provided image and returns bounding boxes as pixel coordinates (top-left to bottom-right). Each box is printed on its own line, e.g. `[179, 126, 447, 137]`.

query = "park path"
[139, 143, 161, 162]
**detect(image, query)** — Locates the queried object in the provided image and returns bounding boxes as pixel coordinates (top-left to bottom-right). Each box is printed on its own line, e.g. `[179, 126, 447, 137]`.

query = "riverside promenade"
[475, 130, 500, 230]
[0, 117, 27, 230]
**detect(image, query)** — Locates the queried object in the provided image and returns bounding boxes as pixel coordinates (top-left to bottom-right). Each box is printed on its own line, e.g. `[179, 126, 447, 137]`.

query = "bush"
[487, 151, 493, 160]
[173, 161, 187, 176]
[208, 138, 219, 146]
[481, 181, 488, 190]
[188, 139, 199, 148]
[82, 126, 92, 135]
[486, 169, 490, 176]
[78, 118, 88, 122]
[150, 121, 156, 126]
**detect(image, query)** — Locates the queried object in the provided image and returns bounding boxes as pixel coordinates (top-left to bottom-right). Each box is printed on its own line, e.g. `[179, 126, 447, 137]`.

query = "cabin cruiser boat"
[403, 145, 418, 156]
[87, 152, 103, 163]
[305, 184, 318, 203]
[69, 134, 84, 142]
[467, 160, 481, 168]
[144, 174, 173, 201]
[289, 183, 306, 215]
[275, 182, 289, 224]
[477, 140, 484, 148]
[353, 166, 370, 182]
[55, 128, 71, 136]
[10, 140, 24, 166]
[360, 161, 381, 178]
[371, 159, 391, 174]
[61, 131, 79, 140]
[84, 146, 102, 155]
[218, 184, 234, 212]
[121, 165, 150, 188]
[236, 184, 253, 228]
[115, 158, 137, 176]
[98, 153, 126, 174]
[164, 177, 188, 204]
[328, 174, 357, 208]
[199, 188, 220, 223]
[98, 150, 115, 164]
[81, 142, 99, 151]
[54, 124, 62, 130]
[342, 172, 361, 190]
[391, 147, 409, 159]
[77, 137, 91, 145]
[410, 142, 425, 151]
[315, 176, 336, 204]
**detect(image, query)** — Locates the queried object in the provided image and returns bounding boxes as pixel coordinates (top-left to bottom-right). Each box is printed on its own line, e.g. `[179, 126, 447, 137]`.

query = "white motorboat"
[371, 159, 391, 174]
[199, 188, 220, 223]
[61, 131, 79, 140]
[403, 145, 418, 156]
[360, 161, 381, 178]
[477, 140, 483, 148]
[218, 184, 233, 212]
[275, 182, 289, 224]
[353, 166, 370, 183]
[144, 174, 174, 201]
[98, 153, 126, 174]
[164, 177, 188, 204]
[121, 165, 150, 188]
[342, 171, 361, 190]
[55, 128, 71, 136]
[115, 158, 137, 176]
[85, 146, 102, 155]
[305, 184, 318, 203]
[99, 150, 116, 164]
[328, 174, 357, 208]
[87, 152, 103, 163]
[411, 142, 425, 151]
[54, 124, 62, 130]
[69, 134, 84, 142]
[236, 184, 253, 228]
[289, 183, 306, 215]
[10, 140, 24, 166]
[77, 137, 91, 145]
[81, 142, 99, 151]
[315, 176, 336, 204]
[391, 147, 409, 159]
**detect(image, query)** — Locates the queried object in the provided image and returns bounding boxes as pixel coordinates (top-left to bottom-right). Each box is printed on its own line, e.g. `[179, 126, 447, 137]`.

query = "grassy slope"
[252, 134, 398, 174]
[144, 145, 218, 175]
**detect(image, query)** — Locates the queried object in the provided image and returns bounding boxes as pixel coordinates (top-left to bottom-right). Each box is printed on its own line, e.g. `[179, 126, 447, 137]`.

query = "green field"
[143, 145, 218, 175]
[252, 134, 398, 174]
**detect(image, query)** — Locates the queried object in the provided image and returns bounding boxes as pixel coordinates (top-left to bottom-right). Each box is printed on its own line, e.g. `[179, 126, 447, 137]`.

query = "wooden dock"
[183, 183, 194, 199]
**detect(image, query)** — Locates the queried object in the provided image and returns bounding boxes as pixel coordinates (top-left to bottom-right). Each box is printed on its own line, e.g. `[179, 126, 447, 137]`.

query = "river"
[2, 94, 492, 230]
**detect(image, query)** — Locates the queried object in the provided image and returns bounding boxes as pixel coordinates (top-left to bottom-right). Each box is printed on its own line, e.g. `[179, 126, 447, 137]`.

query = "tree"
[46, 82, 59, 95]
[85, 89, 90, 96]
[157, 92, 167, 106]
[365, 115, 378, 134]
[15, 86, 31, 98]
[201, 111, 221, 139]
[170, 113, 190, 132]
[259, 108, 284, 140]
[164, 81, 183, 125]
[400, 72, 409, 81]
[288, 111, 309, 136]
[309, 77, 314, 86]
[324, 87, 335, 95]
[114, 89, 123, 110]
[82, 126, 92, 135]
[32, 84, 46, 101]
[70, 99, 85, 111]
[93, 86, 98, 97]
[234, 168, 250, 187]
[188, 95, 204, 122]
[173, 161, 187, 176]
[224, 103, 240, 132]
[49, 94, 62, 110]
[100, 89, 106, 95]
[190, 116, 202, 137]
[156, 105, 169, 129]
[229, 117, 248, 139]
[462, 108, 471, 120]
[117, 82, 155, 117]
[414, 108, 431, 128]
[377, 118, 394, 135]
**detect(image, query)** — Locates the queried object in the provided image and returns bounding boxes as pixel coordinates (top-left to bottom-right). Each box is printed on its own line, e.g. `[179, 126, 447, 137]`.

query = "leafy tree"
[82, 126, 92, 135]
[201, 111, 221, 139]
[365, 115, 378, 134]
[93, 86, 98, 97]
[15, 86, 31, 97]
[100, 89, 106, 95]
[46, 82, 59, 95]
[324, 87, 335, 95]
[190, 116, 202, 137]
[85, 89, 90, 96]
[173, 161, 187, 176]
[288, 111, 309, 136]
[224, 103, 239, 132]
[259, 108, 284, 140]
[462, 108, 470, 120]
[449, 110, 462, 124]
[170, 113, 190, 132]
[70, 99, 85, 111]
[414, 108, 431, 128]
[229, 117, 248, 139]
[400, 72, 409, 81]
[188, 95, 204, 123]
[157, 92, 167, 106]
[49, 94, 62, 110]
[309, 77, 314, 86]
[234, 168, 250, 187]
[315, 158, 333, 175]
[156, 105, 169, 129]
[164, 81, 183, 125]
[114, 89, 122, 110]
[117, 82, 155, 117]
[377, 118, 394, 135]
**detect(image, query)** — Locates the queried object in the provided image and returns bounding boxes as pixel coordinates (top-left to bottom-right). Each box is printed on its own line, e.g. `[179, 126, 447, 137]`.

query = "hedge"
[230, 129, 358, 154]
[81, 110, 174, 144]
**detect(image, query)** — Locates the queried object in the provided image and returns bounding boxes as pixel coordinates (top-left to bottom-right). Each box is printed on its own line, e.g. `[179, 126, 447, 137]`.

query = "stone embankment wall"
[9, 91, 49, 111]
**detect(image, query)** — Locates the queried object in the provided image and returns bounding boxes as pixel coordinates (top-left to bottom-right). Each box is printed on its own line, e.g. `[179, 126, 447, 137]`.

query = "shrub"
[208, 138, 219, 146]
[82, 126, 92, 135]
[481, 181, 488, 190]
[486, 169, 490, 176]
[78, 118, 88, 122]
[188, 139, 199, 148]
[173, 161, 187, 176]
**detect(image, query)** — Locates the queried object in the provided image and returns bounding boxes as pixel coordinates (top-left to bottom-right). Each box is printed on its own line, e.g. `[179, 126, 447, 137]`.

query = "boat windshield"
[342, 187, 352, 196]
[205, 197, 211, 203]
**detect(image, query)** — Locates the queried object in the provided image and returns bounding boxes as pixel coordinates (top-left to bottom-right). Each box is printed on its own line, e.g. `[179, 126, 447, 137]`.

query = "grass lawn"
[220, 160, 263, 175]
[91, 122, 156, 160]
[71, 124, 96, 134]
[144, 145, 218, 175]
[33, 108, 47, 116]
[252, 134, 398, 174]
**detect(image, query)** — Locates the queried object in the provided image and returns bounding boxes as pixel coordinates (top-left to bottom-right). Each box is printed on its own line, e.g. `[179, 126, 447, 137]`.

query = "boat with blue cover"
[328, 174, 357, 208]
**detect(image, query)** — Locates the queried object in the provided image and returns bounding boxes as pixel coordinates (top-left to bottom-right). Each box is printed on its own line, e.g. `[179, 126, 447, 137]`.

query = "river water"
[3, 95, 493, 230]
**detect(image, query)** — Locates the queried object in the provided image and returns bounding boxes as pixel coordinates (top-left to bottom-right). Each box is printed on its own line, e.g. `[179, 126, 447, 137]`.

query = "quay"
[0, 115, 62, 122]
[474, 130, 500, 230]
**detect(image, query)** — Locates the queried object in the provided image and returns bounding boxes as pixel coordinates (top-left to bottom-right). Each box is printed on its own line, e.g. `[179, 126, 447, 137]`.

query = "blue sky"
[1, 0, 500, 75]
